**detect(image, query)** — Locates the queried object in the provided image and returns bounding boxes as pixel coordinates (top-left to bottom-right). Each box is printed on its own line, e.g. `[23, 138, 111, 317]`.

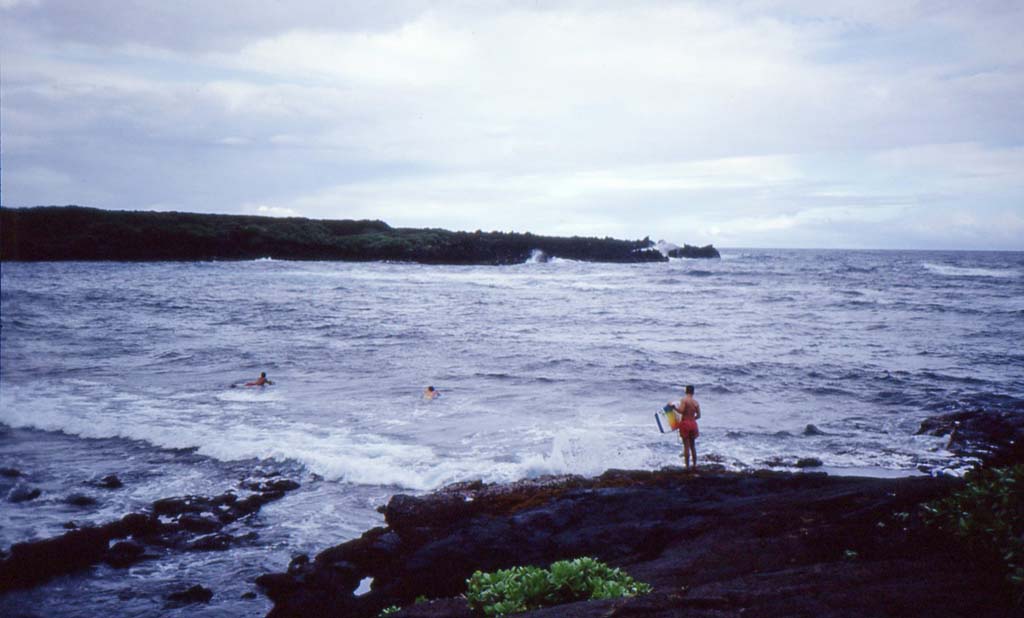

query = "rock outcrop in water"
[918, 408, 1024, 467]
[0, 476, 301, 592]
[667, 244, 720, 259]
[0, 206, 700, 264]
[258, 469, 1012, 618]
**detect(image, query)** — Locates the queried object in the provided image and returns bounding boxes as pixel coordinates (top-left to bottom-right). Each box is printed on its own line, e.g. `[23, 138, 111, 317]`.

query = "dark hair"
[685, 385, 695, 394]
[261, 372, 267, 378]
[427, 386, 435, 391]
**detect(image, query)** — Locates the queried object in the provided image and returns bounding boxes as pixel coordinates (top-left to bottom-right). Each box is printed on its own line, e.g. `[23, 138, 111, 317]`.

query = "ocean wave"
[838, 265, 878, 274]
[522, 250, 578, 266]
[0, 392, 451, 491]
[0, 390, 665, 492]
[923, 262, 1019, 279]
[804, 385, 857, 398]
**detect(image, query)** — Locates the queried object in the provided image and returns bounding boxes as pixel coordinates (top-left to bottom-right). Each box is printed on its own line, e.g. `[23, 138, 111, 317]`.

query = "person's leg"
[688, 437, 697, 468]
[682, 436, 692, 468]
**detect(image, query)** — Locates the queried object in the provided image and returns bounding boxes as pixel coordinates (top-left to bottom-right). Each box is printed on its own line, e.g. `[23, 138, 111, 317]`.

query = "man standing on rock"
[668, 385, 701, 469]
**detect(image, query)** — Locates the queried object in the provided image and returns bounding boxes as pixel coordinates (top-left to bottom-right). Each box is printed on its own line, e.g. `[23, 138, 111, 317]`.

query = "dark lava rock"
[667, 244, 720, 258]
[165, 584, 213, 607]
[0, 511, 162, 591]
[241, 478, 301, 493]
[796, 457, 824, 468]
[0, 479, 297, 591]
[918, 409, 1024, 466]
[187, 533, 234, 552]
[288, 554, 310, 575]
[7, 485, 41, 503]
[104, 540, 146, 568]
[66, 493, 98, 507]
[178, 513, 223, 534]
[0, 467, 22, 478]
[1, 526, 112, 590]
[260, 470, 1012, 618]
[96, 474, 123, 489]
[804, 424, 827, 436]
[153, 496, 194, 517]
[242, 591, 258, 600]
[257, 572, 304, 596]
[263, 478, 301, 492]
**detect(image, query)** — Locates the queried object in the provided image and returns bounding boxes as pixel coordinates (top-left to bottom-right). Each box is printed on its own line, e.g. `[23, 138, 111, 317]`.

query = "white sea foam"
[523, 251, 574, 266]
[525, 249, 548, 264]
[923, 262, 1018, 278]
[0, 381, 668, 491]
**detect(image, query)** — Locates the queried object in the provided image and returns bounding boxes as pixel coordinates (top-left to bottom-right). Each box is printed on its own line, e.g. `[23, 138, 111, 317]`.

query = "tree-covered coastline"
[0, 206, 719, 264]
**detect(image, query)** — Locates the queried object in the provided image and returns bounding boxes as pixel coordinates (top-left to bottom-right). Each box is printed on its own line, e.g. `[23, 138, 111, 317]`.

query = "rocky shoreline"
[2, 409, 1019, 616]
[257, 469, 1012, 618]
[258, 408, 1023, 618]
[0, 473, 301, 598]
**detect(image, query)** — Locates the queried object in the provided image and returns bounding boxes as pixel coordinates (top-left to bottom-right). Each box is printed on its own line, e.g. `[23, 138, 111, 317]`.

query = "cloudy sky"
[2, 1, 1022, 249]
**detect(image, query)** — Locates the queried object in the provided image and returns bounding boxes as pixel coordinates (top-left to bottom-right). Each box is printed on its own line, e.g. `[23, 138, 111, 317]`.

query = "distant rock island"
[657, 240, 721, 259]
[0, 206, 719, 264]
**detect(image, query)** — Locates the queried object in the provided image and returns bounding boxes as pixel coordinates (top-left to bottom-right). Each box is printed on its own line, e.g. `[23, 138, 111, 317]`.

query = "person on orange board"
[245, 372, 273, 387]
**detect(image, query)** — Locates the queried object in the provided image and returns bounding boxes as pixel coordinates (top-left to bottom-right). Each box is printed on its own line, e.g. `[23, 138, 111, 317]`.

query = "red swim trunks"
[678, 418, 699, 439]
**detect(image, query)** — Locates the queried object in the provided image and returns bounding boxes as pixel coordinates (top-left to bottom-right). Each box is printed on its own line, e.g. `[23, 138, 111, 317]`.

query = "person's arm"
[695, 401, 701, 420]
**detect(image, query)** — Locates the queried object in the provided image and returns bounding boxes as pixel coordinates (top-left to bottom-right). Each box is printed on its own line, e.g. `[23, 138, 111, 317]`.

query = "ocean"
[2, 249, 1023, 616]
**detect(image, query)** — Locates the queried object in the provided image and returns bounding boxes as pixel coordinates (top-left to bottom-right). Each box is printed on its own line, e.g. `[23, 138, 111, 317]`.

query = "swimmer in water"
[423, 385, 439, 400]
[245, 372, 273, 387]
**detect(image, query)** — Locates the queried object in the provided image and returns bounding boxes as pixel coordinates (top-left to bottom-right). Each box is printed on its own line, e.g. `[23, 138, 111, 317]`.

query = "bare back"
[678, 396, 700, 420]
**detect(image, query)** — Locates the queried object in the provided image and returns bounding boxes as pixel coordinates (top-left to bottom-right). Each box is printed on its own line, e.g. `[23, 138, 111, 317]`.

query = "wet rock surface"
[104, 540, 147, 569]
[65, 493, 99, 507]
[6, 484, 41, 503]
[261, 469, 1013, 618]
[0, 476, 301, 592]
[795, 457, 824, 468]
[94, 474, 124, 489]
[666, 244, 721, 259]
[918, 408, 1024, 467]
[165, 584, 213, 607]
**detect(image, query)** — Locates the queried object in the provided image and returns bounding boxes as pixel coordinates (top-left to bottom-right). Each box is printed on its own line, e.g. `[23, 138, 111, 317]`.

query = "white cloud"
[249, 204, 300, 218]
[216, 136, 251, 146]
[1, 2, 1022, 248]
[0, 0, 40, 9]
[225, 18, 471, 87]
[873, 143, 1024, 189]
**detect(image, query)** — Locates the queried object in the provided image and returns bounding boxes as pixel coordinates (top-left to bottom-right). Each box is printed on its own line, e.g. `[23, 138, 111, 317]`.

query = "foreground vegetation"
[465, 557, 651, 616]
[922, 465, 1024, 605]
[0, 206, 681, 264]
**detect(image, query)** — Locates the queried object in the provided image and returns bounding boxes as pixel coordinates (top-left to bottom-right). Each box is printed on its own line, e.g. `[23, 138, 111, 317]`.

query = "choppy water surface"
[2, 249, 1022, 616]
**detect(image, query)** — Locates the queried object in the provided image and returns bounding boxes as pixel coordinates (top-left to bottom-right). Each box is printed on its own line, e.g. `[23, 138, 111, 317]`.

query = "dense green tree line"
[0, 206, 704, 264]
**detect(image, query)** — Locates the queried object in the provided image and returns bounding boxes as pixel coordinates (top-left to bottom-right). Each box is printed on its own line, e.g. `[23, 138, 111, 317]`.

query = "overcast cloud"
[2, 1, 1022, 249]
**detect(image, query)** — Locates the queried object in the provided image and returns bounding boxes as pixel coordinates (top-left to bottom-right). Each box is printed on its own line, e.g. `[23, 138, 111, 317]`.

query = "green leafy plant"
[921, 465, 1024, 605]
[377, 605, 401, 617]
[465, 556, 651, 616]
